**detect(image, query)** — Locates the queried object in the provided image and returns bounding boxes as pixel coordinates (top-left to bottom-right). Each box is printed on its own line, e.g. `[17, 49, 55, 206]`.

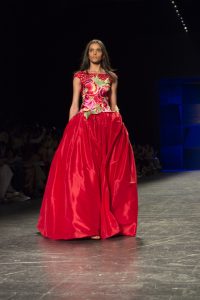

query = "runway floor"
[0, 171, 200, 299]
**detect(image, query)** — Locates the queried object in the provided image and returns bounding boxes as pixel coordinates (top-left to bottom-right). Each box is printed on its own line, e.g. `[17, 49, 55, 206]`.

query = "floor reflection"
[35, 235, 141, 296]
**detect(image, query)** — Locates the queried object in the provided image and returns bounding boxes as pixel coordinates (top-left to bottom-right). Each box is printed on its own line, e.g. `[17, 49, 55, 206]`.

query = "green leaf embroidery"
[93, 76, 110, 87]
[84, 111, 91, 119]
[83, 104, 104, 119]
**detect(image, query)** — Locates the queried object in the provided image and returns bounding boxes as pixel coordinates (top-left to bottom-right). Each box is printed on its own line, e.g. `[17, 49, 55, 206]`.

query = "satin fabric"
[37, 111, 138, 240]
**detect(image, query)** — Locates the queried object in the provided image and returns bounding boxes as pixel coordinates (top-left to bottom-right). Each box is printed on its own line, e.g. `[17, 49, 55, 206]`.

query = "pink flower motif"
[83, 97, 97, 110]
[84, 79, 98, 96]
[99, 85, 110, 97]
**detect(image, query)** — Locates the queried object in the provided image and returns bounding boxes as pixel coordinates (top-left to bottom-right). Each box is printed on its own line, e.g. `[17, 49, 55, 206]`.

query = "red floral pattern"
[73, 71, 114, 119]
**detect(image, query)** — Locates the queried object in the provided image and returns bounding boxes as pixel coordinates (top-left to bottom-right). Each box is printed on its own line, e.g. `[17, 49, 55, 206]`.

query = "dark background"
[3, 0, 200, 150]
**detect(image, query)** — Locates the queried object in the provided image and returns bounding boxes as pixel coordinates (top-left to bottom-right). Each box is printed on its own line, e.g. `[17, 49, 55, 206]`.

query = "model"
[37, 39, 138, 240]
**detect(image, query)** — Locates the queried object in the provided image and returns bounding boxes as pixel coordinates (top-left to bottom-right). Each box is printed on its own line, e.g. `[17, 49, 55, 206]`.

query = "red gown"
[37, 70, 138, 240]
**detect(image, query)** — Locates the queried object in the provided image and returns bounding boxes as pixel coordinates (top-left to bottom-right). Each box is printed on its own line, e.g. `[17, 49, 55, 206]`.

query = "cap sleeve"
[73, 71, 82, 81]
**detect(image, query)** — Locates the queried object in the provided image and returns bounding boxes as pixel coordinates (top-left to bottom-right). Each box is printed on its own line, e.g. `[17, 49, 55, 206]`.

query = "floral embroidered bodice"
[73, 70, 115, 119]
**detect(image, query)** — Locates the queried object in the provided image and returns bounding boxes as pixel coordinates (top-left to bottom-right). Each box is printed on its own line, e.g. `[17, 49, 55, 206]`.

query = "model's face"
[88, 43, 103, 64]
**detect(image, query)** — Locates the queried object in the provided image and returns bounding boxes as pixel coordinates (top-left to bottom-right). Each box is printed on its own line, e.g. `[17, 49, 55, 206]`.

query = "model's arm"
[110, 73, 120, 112]
[69, 77, 81, 121]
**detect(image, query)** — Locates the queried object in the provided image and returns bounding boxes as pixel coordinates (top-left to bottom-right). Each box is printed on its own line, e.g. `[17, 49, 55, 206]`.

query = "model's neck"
[88, 63, 103, 73]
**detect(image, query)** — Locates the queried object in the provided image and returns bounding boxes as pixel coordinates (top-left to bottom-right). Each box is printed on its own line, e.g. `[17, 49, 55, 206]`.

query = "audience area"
[0, 121, 161, 204]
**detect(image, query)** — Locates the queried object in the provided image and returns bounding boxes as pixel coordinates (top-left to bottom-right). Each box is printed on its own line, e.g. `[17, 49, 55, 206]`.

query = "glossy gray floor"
[0, 171, 200, 300]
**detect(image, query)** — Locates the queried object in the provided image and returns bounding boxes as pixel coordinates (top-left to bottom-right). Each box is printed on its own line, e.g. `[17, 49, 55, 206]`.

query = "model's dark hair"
[76, 39, 117, 80]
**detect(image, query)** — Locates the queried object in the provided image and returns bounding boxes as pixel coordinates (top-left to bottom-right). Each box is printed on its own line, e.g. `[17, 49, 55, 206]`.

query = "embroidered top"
[73, 70, 118, 119]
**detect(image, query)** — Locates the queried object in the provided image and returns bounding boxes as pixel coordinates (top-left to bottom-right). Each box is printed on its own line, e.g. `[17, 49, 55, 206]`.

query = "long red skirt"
[37, 112, 138, 240]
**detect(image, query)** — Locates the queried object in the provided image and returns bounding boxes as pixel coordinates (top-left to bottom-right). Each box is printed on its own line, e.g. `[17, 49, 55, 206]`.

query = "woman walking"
[37, 39, 138, 240]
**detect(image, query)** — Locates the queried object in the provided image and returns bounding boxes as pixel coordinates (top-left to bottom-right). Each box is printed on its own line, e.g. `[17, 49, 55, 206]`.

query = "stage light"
[169, 0, 189, 33]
